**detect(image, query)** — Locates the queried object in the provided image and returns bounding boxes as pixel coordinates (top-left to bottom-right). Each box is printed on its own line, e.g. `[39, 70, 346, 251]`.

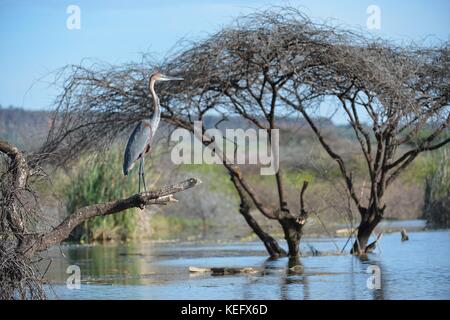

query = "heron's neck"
[149, 79, 161, 134]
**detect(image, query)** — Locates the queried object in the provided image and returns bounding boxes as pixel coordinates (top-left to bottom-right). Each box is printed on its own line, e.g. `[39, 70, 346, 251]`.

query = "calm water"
[43, 229, 450, 300]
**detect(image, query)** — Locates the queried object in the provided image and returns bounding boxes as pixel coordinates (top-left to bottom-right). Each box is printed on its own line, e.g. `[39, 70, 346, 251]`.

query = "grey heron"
[123, 71, 183, 192]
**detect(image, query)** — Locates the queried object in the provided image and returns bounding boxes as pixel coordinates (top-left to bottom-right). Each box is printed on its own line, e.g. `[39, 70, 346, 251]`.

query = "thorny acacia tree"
[160, 8, 449, 254]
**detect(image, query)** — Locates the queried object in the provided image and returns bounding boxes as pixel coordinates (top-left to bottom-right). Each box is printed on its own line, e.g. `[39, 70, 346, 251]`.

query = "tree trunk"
[280, 217, 304, 257]
[238, 196, 287, 258]
[229, 174, 287, 258]
[351, 206, 383, 254]
[280, 182, 309, 257]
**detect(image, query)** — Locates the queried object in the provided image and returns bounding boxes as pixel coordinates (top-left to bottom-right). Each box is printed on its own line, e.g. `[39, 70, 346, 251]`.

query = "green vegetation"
[400, 153, 438, 184]
[423, 149, 450, 227]
[55, 146, 143, 242]
[284, 169, 315, 188]
[178, 163, 236, 196]
[149, 214, 205, 240]
[53, 146, 215, 242]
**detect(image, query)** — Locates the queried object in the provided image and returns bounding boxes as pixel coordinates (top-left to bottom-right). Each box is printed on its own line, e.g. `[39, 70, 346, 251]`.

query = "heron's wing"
[123, 120, 152, 175]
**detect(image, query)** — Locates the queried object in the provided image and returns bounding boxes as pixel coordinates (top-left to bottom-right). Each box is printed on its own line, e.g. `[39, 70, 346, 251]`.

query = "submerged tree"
[160, 8, 449, 254]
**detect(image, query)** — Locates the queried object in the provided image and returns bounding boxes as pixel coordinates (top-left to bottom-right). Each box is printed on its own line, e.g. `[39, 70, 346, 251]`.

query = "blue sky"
[0, 0, 449, 110]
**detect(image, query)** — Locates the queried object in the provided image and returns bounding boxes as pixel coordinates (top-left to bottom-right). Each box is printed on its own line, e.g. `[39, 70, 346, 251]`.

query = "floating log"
[189, 266, 258, 275]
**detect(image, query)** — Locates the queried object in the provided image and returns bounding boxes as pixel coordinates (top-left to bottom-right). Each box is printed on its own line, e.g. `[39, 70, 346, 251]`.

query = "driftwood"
[189, 266, 259, 275]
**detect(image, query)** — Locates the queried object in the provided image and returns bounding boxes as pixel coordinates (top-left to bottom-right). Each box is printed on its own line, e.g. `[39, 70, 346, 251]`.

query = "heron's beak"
[160, 74, 184, 81]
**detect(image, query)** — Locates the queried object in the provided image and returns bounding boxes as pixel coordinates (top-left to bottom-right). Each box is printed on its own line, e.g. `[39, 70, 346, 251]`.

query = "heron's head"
[151, 71, 184, 82]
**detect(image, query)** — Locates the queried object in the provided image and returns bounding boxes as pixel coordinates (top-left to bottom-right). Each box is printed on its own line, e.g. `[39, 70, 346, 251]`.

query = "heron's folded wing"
[123, 120, 152, 175]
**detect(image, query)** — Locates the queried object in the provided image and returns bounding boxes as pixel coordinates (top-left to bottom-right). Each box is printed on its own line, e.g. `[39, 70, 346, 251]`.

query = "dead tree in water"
[0, 139, 199, 299]
[161, 8, 449, 254]
[288, 43, 450, 254]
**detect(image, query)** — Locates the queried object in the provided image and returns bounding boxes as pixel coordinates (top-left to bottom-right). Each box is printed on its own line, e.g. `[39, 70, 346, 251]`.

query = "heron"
[123, 71, 183, 193]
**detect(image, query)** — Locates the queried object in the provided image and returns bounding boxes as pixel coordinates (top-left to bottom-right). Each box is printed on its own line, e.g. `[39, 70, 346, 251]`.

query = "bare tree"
[160, 8, 449, 254]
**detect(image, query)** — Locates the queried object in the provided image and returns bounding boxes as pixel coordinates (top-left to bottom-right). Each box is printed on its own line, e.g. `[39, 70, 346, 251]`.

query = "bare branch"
[32, 178, 200, 252]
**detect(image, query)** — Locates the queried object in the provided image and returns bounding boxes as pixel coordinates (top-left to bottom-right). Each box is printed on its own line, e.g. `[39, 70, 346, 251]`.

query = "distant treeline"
[0, 107, 50, 151]
[0, 107, 357, 150]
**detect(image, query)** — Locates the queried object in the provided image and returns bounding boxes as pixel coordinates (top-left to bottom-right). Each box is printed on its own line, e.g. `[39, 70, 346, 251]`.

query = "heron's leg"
[138, 159, 142, 193]
[141, 157, 147, 192]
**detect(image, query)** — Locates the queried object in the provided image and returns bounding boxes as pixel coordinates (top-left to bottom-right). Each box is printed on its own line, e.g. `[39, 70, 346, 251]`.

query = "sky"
[0, 0, 449, 111]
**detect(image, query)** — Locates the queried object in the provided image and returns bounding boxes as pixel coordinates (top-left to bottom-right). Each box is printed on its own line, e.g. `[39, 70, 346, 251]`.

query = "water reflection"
[356, 255, 385, 300]
[44, 230, 450, 300]
[281, 257, 309, 300]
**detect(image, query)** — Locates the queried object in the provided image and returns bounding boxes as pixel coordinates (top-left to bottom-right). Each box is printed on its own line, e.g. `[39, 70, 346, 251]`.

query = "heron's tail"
[123, 161, 129, 176]
[123, 160, 135, 176]
[123, 151, 130, 176]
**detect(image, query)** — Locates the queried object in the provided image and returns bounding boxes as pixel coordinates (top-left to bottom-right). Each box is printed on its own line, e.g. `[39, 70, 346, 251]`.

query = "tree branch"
[33, 178, 201, 251]
[280, 94, 362, 209]
[387, 136, 450, 172]
[0, 139, 29, 243]
[297, 180, 309, 225]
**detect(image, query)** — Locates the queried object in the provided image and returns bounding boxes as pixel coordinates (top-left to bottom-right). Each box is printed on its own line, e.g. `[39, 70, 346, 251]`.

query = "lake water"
[43, 228, 450, 300]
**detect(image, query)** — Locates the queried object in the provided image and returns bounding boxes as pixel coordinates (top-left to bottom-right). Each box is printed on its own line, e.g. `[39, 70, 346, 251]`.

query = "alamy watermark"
[366, 265, 381, 290]
[66, 5, 81, 30]
[66, 265, 81, 289]
[367, 5, 381, 30]
[170, 121, 279, 175]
